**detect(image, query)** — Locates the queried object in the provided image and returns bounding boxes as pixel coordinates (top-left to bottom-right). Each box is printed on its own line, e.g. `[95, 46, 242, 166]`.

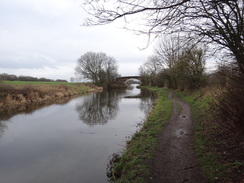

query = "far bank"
[0, 81, 103, 112]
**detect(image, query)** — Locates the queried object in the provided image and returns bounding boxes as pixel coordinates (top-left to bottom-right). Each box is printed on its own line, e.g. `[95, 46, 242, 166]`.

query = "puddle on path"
[175, 129, 188, 138]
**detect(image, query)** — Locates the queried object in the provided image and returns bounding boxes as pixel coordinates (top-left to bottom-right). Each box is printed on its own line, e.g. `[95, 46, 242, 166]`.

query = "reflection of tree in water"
[139, 89, 157, 117]
[0, 97, 77, 137]
[76, 91, 122, 126]
[0, 121, 8, 137]
[126, 85, 134, 91]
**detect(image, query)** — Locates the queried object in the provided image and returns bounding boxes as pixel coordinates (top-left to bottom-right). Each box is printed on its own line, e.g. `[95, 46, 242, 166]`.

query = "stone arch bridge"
[115, 76, 142, 86]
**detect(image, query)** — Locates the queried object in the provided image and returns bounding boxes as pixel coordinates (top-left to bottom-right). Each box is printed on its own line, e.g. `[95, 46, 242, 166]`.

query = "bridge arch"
[115, 76, 142, 86]
[124, 78, 142, 85]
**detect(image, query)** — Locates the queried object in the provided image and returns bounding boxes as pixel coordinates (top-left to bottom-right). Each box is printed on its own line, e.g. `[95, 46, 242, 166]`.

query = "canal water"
[0, 84, 155, 183]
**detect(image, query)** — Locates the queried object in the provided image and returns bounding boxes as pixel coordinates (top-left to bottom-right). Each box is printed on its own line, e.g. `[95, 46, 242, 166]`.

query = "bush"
[0, 84, 15, 98]
[215, 73, 244, 133]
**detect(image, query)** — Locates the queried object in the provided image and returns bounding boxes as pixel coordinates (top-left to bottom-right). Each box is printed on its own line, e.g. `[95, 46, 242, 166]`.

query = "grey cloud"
[0, 52, 58, 69]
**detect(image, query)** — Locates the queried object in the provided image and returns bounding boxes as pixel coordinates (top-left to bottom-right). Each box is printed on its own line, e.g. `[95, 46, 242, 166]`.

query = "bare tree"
[141, 42, 207, 89]
[177, 46, 207, 89]
[143, 55, 164, 75]
[154, 35, 186, 68]
[139, 55, 164, 86]
[75, 52, 119, 87]
[83, 0, 244, 73]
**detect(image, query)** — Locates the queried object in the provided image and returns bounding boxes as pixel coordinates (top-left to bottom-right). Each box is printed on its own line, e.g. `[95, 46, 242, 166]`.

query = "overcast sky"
[0, 0, 153, 81]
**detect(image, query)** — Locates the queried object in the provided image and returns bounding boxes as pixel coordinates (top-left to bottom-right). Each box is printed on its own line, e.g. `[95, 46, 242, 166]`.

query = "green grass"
[182, 92, 223, 182]
[112, 88, 172, 183]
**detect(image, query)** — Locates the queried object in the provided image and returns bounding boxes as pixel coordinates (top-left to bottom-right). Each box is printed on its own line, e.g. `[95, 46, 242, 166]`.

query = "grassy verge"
[179, 90, 223, 182]
[167, 88, 243, 182]
[111, 87, 172, 183]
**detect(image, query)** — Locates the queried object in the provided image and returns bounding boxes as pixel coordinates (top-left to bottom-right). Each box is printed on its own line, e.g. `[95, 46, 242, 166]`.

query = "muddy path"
[148, 91, 208, 183]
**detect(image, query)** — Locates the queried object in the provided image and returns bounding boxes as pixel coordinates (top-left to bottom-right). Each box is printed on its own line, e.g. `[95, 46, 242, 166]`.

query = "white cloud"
[0, 0, 153, 80]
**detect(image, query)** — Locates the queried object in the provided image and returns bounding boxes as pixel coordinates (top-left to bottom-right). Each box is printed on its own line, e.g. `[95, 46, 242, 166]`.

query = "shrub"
[0, 84, 15, 98]
[215, 73, 244, 133]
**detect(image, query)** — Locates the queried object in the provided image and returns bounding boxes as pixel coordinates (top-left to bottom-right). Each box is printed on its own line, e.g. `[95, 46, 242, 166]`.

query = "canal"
[0, 84, 155, 183]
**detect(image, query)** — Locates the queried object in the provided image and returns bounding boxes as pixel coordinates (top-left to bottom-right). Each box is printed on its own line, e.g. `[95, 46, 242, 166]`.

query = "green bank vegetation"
[167, 88, 243, 182]
[110, 88, 172, 183]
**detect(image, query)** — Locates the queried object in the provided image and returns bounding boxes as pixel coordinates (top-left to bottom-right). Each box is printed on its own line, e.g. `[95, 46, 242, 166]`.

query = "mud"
[148, 91, 208, 183]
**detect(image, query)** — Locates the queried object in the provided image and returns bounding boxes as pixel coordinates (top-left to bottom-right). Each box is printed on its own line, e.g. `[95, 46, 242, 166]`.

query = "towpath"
[148, 91, 208, 183]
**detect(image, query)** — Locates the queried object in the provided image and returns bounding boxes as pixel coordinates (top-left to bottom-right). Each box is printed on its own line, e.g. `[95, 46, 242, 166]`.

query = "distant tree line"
[0, 73, 67, 82]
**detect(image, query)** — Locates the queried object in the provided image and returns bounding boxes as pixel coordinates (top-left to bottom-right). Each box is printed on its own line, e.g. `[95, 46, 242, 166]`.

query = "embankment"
[109, 88, 172, 183]
[0, 83, 103, 111]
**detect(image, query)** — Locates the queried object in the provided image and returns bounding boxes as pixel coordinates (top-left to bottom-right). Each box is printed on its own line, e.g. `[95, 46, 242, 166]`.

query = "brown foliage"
[215, 73, 244, 133]
[0, 84, 76, 109]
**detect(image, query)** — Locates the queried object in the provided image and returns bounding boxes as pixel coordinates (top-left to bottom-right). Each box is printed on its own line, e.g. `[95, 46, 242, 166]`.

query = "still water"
[0, 84, 155, 183]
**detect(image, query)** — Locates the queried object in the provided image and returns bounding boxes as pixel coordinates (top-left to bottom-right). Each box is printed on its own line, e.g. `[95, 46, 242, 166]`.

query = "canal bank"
[109, 88, 172, 183]
[0, 82, 103, 111]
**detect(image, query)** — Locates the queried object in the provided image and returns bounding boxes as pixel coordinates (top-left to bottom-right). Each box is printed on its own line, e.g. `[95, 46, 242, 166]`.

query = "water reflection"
[139, 89, 157, 117]
[0, 121, 8, 137]
[0, 85, 157, 183]
[76, 90, 123, 126]
[0, 96, 78, 136]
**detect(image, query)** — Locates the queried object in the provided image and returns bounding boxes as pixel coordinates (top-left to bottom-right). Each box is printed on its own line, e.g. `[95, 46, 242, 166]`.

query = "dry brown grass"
[0, 84, 84, 109]
[214, 74, 244, 133]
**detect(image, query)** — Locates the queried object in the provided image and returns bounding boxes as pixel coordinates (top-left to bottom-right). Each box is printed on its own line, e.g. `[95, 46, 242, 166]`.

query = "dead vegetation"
[214, 74, 244, 133]
[0, 83, 102, 110]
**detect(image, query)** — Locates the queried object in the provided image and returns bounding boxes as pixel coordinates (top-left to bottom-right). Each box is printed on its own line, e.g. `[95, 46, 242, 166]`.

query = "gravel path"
[148, 91, 208, 183]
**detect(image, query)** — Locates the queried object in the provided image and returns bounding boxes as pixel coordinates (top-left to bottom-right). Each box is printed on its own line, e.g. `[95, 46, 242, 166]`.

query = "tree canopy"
[75, 52, 119, 88]
[83, 0, 244, 73]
